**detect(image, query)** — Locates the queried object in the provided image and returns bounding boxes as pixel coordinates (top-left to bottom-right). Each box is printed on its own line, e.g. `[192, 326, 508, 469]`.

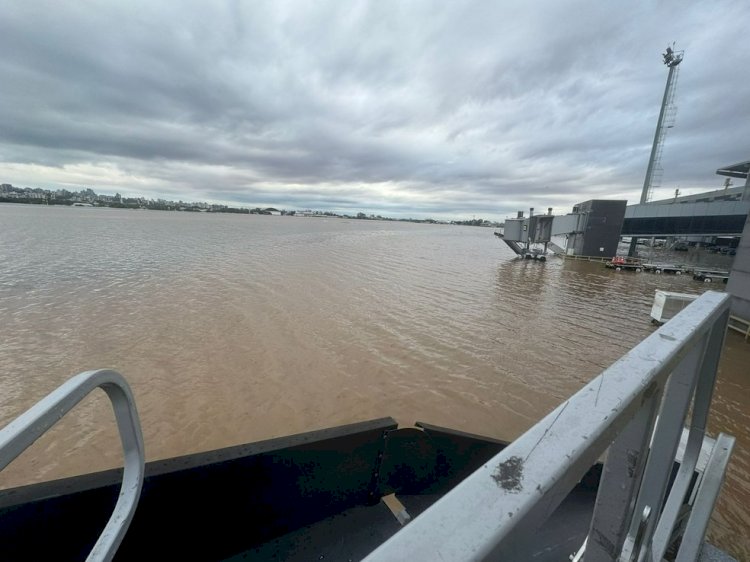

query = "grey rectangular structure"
[502, 218, 526, 242]
[727, 213, 750, 320]
[567, 200, 627, 258]
[551, 213, 584, 236]
[501, 215, 553, 244]
[528, 214, 553, 243]
[623, 200, 750, 236]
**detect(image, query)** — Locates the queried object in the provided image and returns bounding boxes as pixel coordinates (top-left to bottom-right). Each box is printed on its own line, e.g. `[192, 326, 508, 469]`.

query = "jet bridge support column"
[628, 237, 639, 257]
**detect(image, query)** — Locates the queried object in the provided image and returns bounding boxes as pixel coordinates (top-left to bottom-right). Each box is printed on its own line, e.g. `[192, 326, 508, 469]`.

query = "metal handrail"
[364, 291, 731, 561]
[728, 314, 750, 341]
[0, 370, 145, 562]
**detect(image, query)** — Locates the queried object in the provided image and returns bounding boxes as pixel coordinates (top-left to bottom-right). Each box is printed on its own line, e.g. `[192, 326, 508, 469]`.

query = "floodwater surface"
[0, 205, 748, 557]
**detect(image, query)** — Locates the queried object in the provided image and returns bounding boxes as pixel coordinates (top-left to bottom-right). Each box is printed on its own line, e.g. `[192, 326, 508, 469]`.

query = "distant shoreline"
[0, 198, 254, 214]
[0, 200, 502, 226]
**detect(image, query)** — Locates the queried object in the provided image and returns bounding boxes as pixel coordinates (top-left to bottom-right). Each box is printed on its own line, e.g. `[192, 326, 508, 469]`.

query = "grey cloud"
[1, 0, 748, 219]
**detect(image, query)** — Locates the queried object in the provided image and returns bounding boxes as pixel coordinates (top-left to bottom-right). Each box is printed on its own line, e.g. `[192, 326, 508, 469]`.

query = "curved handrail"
[0, 370, 145, 562]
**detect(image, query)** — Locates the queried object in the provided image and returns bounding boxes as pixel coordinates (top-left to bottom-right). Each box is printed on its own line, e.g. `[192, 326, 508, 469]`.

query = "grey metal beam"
[716, 160, 750, 179]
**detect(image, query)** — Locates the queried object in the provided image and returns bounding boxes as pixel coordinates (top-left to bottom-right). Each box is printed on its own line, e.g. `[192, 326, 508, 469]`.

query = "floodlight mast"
[641, 44, 683, 205]
[628, 44, 683, 256]
[663, 46, 683, 68]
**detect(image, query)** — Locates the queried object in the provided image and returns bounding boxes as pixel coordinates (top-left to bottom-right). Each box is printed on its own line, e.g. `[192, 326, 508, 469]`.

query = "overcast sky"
[1, 1, 748, 219]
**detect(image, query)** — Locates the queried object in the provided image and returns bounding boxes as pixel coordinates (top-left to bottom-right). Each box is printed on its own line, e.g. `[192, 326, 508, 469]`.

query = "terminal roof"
[716, 160, 750, 179]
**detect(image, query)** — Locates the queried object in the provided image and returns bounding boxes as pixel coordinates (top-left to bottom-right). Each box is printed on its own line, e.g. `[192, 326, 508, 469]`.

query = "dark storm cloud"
[1, 0, 748, 218]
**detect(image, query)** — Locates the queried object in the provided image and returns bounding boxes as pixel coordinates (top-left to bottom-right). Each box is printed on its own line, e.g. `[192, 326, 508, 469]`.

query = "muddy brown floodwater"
[1, 205, 748, 558]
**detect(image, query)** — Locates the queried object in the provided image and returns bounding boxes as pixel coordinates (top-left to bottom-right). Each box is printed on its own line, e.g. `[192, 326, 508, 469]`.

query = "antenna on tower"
[640, 43, 683, 204]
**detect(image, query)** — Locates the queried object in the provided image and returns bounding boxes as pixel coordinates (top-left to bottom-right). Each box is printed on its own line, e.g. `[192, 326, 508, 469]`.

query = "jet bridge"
[496, 200, 627, 259]
[494, 208, 554, 261]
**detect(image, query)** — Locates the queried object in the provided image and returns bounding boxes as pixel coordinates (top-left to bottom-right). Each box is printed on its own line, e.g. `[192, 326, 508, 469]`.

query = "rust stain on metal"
[641, 381, 658, 406]
[592, 529, 617, 557]
[491, 456, 524, 493]
[627, 449, 639, 478]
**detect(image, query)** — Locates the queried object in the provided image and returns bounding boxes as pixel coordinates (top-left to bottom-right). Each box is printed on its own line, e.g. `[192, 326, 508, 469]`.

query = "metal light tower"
[628, 45, 683, 257]
[640, 45, 683, 204]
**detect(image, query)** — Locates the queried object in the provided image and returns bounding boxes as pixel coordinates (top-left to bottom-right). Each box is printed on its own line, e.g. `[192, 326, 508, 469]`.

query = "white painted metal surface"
[651, 290, 698, 324]
[0, 370, 145, 562]
[364, 291, 731, 562]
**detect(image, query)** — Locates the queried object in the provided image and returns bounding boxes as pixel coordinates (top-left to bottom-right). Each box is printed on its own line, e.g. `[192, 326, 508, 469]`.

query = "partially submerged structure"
[554, 199, 627, 257]
[622, 183, 750, 241]
[716, 160, 750, 320]
[496, 200, 627, 260]
[650, 290, 698, 324]
[494, 207, 555, 260]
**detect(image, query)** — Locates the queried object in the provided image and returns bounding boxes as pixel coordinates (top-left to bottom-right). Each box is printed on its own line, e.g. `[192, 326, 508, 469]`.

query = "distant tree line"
[1, 183, 502, 225]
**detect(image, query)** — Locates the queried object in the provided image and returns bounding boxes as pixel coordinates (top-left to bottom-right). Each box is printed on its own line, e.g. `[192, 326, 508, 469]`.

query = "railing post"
[620, 335, 709, 562]
[585, 389, 662, 561]
[675, 434, 735, 561]
[650, 309, 729, 560]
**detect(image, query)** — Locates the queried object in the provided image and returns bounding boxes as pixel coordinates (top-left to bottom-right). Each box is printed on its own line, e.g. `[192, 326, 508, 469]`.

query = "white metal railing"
[0, 370, 145, 562]
[728, 314, 750, 341]
[364, 290, 733, 561]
